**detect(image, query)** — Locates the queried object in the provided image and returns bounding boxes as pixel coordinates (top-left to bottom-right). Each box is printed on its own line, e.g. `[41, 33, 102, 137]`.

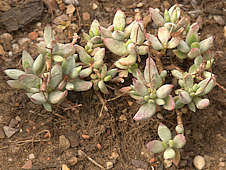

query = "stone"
[29, 153, 35, 159]
[59, 135, 70, 150]
[193, 155, 205, 169]
[63, 0, 79, 6]
[0, 128, 5, 139]
[3, 126, 18, 138]
[28, 32, 38, 41]
[92, 3, 98, 10]
[22, 160, 32, 169]
[163, 1, 170, 9]
[53, 14, 69, 25]
[15, 116, 21, 122]
[66, 4, 75, 15]
[18, 38, 31, 49]
[9, 119, 19, 128]
[68, 156, 78, 166]
[66, 132, 79, 147]
[8, 51, 13, 57]
[0, 33, 13, 50]
[106, 161, 113, 169]
[213, 16, 225, 25]
[164, 159, 172, 168]
[0, 45, 5, 56]
[219, 161, 225, 167]
[131, 159, 148, 169]
[62, 164, 70, 170]
[82, 12, 90, 21]
[136, 3, 144, 7]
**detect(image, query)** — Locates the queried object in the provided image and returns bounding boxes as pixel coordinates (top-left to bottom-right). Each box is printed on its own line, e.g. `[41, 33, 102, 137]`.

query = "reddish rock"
[28, 32, 38, 41]
[82, 12, 90, 21]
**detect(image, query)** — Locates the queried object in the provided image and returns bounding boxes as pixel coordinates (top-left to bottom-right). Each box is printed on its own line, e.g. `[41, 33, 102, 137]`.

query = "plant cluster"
[4, 4, 217, 166]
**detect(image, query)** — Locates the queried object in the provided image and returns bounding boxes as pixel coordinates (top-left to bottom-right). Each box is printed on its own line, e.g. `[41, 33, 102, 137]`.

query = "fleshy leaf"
[144, 57, 159, 83]
[158, 123, 172, 142]
[156, 84, 174, 99]
[7, 80, 24, 89]
[188, 102, 196, 112]
[19, 74, 41, 89]
[65, 82, 74, 90]
[132, 79, 148, 96]
[44, 25, 54, 48]
[186, 33, 199, 46]
[163, 95, 175, 110]
[22, 51, 34, 72]
[49, 64, 62, 89]
[49, 90, 68, 104]
[43, 102, 52, 112]
[75, 45, 93, 64]
[30, 92, 47, 104]
[98, 80, 109, 94]
[118, 54, 137, 66]
[200, 36, 213, 53]
[149, 8, 165, 26]
[79, 67, 92, 78]
[171, 70, 183, 79]
[62, 55, 76, 75]
[164, 148, 176, 160]
[187, 48, 200, 59]
[113, 10, 126, 31]
[54, 43, 75, 57]
[195, 78, 215, 96]
[146, 140, 165, 153]
[173, 50, 187, 59]
[130, 21, 145, 45]
[103, 38, 128, 56]
[177, 40, 190, 53]
[112, 30, 125, 41]
[72, 79, 92, 91]
[4, 69, 25, 80]
[89, 19, 100, 36]
[133, 103, 156, 121]
[32, 54, 45, 75]
[137, 45, 149, 55]
[158, 27, 170, 46]
[124, 21, 135, 38]
[168, 37, 180, 49]
[99, 26, 112, 38]
[178, 90, 192, 104]
[146, 33, 163, 50]
[184, 73, 193, 89]
[194, 98, 210, 109]
[173, 134, 186, 149]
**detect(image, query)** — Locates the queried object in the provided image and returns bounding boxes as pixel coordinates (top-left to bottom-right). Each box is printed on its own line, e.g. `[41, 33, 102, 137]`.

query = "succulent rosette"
[172, 70, 215, 112]
[121, 58, 175, 120]
[146, 123, 186, 160]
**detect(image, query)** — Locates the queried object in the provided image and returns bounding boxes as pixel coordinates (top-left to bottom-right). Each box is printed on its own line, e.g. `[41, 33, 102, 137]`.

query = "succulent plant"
[146, 123, 186, 160]
[172, 70, 215, 112]
[83, 20, 104, 53]
[5, 26, 92, 111]
[121, 58, 175, 120]
[173, 23, 214, 60]
[147, 5, 189, 52]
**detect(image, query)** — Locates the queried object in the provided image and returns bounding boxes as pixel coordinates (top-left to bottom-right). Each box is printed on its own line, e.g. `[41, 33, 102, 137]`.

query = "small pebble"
[92, 3, 98, 10]
[156, 113, 164, 120]
[136, 3, 144, 7]
[219, 161, 225, 167]
[22, 160, 32, 169]
[28, 32, 38, 41]
[106, 161, 113, 169]
[193, 155, 205, 170]
[3, 126, 18, 138]
[82, 12, 90, 21]
[66, 4, 75, 15]
[164, 159, 172, 168]
[62, 164, 70, 170]
[59, 135, 71, 150]
[9, 119, 19, 128]
[213, 15, 225, 25]
[15, 116, 21, 122]
[163, 1, 170, 9]
[68, 156, 78, 166]
[63, 0, 79, 6]
[36, 22, 42, 29]
[8, 51, 13, 57]
[29, 153, 35, 160]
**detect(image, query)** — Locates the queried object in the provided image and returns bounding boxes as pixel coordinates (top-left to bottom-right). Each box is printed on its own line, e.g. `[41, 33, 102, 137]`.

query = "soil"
[0, 0, 225, 170]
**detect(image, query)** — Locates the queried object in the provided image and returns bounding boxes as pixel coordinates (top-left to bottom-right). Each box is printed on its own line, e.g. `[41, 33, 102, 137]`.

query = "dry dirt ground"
[0, 0, 225, 169]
